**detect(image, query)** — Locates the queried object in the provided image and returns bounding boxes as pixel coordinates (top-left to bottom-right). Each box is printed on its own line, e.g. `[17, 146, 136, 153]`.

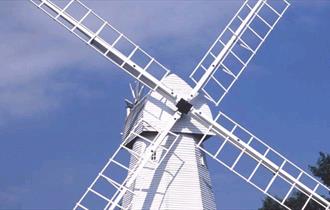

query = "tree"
[259, 197, 286, 210]
[259, 152, 330, 210]
[310, 152, 330, 187]
[259, 192, 326, 210]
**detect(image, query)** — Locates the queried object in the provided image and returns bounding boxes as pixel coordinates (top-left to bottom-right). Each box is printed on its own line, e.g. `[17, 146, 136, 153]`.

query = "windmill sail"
[74, 118, 180, 210]
[192, 110, 330, 210]
[189, 0, 290, 105]
[30, 0, 177, 102]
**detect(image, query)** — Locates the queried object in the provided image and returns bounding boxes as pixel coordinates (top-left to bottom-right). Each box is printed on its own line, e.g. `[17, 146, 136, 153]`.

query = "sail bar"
[30, 0, 178, 103]
[191, 110, 330, 210]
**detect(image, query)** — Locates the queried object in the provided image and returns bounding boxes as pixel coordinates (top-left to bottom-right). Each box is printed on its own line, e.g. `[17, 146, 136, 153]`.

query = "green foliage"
[284, 191, 326, 210]
[259, 152, 330, 210]
[309, 152, 330, 187]
[258, 192, 327, 210]
[259, 197, 286, 210]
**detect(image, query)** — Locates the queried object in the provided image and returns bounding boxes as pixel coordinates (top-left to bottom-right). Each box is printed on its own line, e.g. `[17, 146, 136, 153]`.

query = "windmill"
[29, 0, 330, 209]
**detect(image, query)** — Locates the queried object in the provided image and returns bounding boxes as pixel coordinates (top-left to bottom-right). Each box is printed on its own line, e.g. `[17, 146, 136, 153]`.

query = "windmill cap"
[122, 74, 215, 147]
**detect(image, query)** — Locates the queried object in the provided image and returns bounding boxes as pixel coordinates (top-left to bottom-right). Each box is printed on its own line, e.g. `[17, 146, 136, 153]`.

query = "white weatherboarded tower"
[29, 0, 330, 210]
[121, 74, 216, 209]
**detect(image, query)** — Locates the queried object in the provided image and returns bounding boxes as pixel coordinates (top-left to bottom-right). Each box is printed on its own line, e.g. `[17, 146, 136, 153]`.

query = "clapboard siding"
[122, 134, 216, 210]
[122, 74, 216, 209]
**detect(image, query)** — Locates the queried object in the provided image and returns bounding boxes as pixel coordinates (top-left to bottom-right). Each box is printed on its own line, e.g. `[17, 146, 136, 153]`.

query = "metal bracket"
[176, 98, 193, 114]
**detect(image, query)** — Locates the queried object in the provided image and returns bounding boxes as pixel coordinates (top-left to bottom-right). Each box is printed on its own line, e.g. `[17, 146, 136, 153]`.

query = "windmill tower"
[29, 0, 330, 210]
[121, 75, 216, 209]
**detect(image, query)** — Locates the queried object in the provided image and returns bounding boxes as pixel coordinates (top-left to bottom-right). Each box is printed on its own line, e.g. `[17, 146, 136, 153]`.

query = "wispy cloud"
[0, 186, 28, 209]
[0, 1, 239, 124]
[1, 1, 328, 123]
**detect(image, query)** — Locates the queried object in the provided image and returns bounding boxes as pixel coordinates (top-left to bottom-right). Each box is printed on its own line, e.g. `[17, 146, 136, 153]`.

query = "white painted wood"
[122, 74, 216, 209]
[122, 133, 216, 210]
[122, 74, 214, 146]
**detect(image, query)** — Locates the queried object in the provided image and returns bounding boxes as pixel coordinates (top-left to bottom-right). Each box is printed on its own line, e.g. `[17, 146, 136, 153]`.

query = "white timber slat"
[189, 0, 290, 106]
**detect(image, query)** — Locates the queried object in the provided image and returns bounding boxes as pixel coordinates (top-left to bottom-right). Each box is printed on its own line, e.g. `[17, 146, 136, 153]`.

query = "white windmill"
[30, 0, 330, 210]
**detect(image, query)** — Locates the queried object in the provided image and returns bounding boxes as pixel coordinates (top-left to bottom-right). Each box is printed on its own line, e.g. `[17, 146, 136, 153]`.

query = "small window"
[151, 150, 156, 161]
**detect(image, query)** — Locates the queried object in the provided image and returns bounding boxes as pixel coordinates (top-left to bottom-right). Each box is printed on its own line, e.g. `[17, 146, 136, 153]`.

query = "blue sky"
[0, 0, 330, 209]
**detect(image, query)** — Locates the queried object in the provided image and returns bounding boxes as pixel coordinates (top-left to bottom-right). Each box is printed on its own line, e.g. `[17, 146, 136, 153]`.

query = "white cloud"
[0, 0, 328, 125]
[0, 1, 240, 123]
